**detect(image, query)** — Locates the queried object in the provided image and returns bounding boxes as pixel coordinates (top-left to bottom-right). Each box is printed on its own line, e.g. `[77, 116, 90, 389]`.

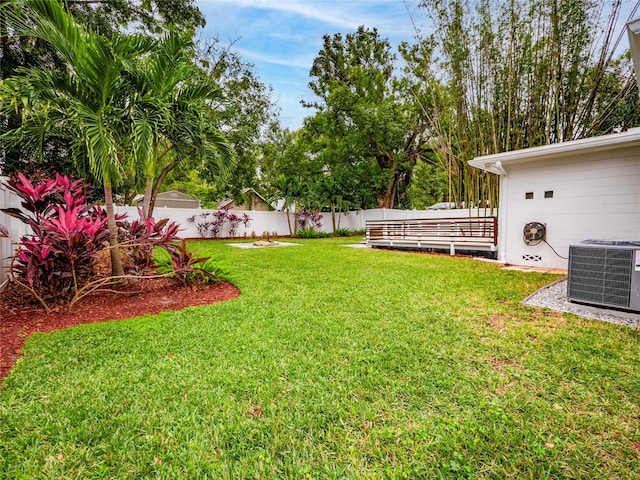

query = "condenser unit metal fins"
[567, 241, 640, 312]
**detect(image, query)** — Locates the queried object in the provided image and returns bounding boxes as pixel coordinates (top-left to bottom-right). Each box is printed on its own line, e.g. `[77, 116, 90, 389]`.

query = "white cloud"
[236, 47, 313, 69]
[195, 0, 423, 129]
[200, 0, 417, 35]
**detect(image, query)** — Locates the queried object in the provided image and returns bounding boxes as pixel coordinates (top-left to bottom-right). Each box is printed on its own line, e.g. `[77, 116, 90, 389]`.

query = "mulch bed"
[0, 279, 240, 382]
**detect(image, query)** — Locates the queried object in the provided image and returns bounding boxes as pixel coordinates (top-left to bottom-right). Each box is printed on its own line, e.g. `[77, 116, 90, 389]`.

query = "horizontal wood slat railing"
[366, 217, 498, 253]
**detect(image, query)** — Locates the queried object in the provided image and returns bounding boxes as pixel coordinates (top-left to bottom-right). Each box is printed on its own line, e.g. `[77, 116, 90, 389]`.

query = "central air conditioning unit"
[567, 240, 640, 312]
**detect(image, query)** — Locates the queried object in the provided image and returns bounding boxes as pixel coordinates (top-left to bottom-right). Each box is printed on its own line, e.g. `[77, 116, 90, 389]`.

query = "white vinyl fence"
[0, 189, 494, 289]
[114, 205, 492, 239]
[1, 177, 30, 289]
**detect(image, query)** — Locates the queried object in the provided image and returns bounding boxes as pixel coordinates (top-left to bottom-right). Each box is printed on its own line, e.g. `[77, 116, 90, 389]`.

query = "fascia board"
[469, 128, 640, 174]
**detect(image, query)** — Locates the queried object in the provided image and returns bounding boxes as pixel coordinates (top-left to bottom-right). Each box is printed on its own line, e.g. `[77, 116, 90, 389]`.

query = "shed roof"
[469, 127, 640, 175]
[156, 190, 198, 200]
[216, 188, 271, 210]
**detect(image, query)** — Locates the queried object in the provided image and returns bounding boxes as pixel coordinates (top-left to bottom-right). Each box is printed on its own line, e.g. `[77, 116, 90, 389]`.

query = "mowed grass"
[1, 237, 639, 479]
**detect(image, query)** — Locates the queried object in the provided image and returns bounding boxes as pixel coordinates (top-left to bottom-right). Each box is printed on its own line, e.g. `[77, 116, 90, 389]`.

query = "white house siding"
[500, 145, 640, 269]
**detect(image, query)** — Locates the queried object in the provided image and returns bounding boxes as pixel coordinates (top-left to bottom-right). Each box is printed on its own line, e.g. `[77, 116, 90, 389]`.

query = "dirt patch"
[487, 314, 512, 332]
[0, 279, 240, 382]
[488, 356, 522, 373]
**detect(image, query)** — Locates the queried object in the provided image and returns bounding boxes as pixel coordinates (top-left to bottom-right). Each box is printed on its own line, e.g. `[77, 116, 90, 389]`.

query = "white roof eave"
[469, 127, 640, 174]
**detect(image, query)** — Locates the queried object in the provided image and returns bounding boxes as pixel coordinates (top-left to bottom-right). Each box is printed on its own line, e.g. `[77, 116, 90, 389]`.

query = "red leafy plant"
[118, 210, 181, 276]
[227, 212, 252, 237]
[296, 209, 323, 230]
[1, 173, 109, 309]
[159, 240, 219, 286]
[187, 209, 252, 238]
[1, 174, 209, 312]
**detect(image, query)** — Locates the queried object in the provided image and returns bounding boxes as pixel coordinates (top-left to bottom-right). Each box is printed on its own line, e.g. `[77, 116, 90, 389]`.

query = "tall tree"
[196, 40, 275, 203]
[259, 124, 310, 235]
[0, 0, 206, 178]
[406, 156, 449, 210]
[129, 31, 233, 219]
[306, 26, 429, 209]
[159, 39, 275, 209]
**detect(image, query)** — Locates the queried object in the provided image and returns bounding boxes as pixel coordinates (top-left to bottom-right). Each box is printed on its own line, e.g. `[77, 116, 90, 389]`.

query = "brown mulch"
[0, 279, 240, 382]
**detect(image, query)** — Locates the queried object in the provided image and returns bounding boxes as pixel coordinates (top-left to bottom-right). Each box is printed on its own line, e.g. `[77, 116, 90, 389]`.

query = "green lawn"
[1, 237, 639, 478]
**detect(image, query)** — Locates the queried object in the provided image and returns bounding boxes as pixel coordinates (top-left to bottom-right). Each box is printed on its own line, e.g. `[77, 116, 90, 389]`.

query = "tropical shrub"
[296, 209, 323, 230]
[297, 227, 329, 238]
[1, 173, 109, 307]
[187, 211, 225, 238]
[187, 210, 252, 238]
[333, 227, 350, 237]
[1, 174, 186, 310]
[295, 209, 325, 238]
[155, 241, 231, 286]
[118, 212, 181, 276]
[227, 212, 252, 238]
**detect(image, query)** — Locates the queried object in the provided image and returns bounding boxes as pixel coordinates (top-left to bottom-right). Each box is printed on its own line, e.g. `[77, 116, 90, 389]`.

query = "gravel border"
[522, 278, 640, 328]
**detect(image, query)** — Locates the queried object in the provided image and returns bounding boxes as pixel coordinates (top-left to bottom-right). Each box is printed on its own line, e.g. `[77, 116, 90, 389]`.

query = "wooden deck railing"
[366, 217, 498, 253]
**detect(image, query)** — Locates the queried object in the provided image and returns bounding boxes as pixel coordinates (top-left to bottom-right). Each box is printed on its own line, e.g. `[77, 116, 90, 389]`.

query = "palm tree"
[1, 1, 148, 278]
[130, 30, 233, 219]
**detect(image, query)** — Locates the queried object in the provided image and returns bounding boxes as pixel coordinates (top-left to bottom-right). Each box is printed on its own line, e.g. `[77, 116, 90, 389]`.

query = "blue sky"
[195, 0, 423, 130]
[194, 1, 639, 131]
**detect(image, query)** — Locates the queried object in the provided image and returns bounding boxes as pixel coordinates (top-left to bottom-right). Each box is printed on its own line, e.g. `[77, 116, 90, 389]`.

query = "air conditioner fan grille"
[568, 247, 632, 308]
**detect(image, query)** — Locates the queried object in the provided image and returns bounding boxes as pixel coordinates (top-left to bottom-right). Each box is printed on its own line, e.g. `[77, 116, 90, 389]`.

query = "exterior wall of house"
[225, 195, 272, 212]
[500, 145, 640, 269]
[241, 195, 271, 211]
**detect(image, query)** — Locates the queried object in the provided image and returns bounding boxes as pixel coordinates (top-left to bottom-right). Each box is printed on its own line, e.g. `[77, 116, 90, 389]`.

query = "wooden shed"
[151, 191, 200, 209]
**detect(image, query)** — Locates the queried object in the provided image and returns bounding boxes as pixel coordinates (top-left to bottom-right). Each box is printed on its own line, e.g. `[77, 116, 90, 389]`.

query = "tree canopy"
[303, 26, 430, 209]
[0, 0, 236, 277]
[2, 0, 638, 217]
[0, 0, 207, 179]
[256, 2, 639, 215]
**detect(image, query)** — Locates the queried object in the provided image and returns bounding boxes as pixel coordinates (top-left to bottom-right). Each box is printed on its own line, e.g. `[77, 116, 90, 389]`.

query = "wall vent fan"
[523, 222, 546, 245]
[567, 240, 640, 312]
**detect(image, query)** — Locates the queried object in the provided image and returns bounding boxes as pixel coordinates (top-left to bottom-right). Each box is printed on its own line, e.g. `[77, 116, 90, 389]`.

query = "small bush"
[187, 210, 251, 238]
[333, 227, 350, 237]
[118, 213, 180, 276]
[297, 227, 329, 238]
[155, 241, 233, 286]
[1, 174, 187, 310]
[296, 209, 323, 230]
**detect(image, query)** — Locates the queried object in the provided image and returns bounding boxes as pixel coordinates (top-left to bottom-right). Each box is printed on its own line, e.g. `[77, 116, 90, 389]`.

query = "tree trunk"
[148, 157, 179, 219]
[141, 176, 154, 219]
[331, 204, 336, 232]
[104, 181, 125, 281]
[285, 207, 293, 236]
